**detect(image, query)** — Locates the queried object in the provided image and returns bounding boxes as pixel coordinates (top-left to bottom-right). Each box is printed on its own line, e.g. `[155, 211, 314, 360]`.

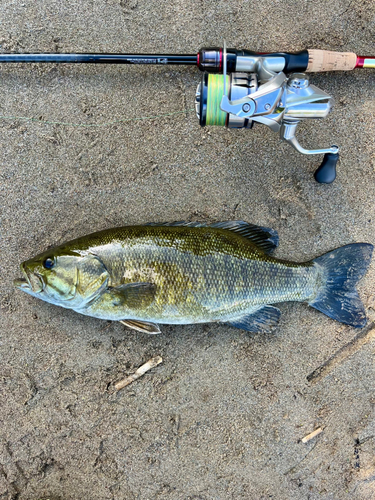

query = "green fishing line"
[206, 74, 229, 126]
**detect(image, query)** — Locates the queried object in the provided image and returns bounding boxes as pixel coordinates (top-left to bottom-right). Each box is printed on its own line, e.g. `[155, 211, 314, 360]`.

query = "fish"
[14, 221, 373, 334]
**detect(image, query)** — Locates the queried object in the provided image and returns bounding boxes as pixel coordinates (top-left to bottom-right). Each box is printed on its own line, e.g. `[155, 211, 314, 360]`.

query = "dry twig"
[114, 356, 163, 391]
[301, 427, 323, 443]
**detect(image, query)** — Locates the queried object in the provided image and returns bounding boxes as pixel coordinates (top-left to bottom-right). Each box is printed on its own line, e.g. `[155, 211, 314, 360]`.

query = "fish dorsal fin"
[146, 220, 278, 254]
[209, 221, 278, 254]
[110, 282, 156, 309]
[145, 221, 208, 228]
[120, 319, 161, 334]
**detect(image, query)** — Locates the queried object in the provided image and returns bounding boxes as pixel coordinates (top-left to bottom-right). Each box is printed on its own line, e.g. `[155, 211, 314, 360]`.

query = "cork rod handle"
[306, 49, 357, 72]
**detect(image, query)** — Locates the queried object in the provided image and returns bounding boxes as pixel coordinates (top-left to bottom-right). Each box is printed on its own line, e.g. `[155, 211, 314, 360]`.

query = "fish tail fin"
[308, 243, 373, 327]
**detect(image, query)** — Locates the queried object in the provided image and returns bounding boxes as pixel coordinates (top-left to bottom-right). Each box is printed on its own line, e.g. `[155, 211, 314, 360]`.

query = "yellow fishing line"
[206, 74, 229, 126]
[0, 109, 195, 128]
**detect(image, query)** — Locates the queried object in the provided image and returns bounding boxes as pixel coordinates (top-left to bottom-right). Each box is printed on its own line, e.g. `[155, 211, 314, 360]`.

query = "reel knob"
[314, 150, 339, 183]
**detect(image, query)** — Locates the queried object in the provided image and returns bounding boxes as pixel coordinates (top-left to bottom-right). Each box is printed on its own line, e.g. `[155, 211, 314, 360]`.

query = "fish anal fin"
[224, 305, 281, 333]
[120, 319, 161, 334]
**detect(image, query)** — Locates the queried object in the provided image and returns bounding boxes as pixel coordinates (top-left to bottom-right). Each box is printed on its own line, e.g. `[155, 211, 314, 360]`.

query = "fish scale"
[77, 226, 318, 324]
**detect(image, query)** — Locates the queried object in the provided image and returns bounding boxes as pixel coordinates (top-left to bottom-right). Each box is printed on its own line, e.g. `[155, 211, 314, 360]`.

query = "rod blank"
[0, 53, 198, 65]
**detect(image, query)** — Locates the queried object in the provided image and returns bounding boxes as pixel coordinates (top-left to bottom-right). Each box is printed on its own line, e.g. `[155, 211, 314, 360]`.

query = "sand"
[1, 1, 375, 498]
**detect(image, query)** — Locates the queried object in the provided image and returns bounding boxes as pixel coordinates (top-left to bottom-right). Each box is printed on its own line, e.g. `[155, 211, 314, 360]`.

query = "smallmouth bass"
[14, 221, 373, 333]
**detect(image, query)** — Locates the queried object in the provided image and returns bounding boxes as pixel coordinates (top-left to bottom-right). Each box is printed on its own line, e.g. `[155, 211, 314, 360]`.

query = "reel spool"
[196, 73, 257, 128]
[195, 69, 339, 183]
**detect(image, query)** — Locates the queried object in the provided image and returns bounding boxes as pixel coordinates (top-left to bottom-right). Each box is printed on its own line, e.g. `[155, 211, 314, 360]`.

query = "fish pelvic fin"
[120, 319, 161, 334]
[223, 305, 281, 333]
[309, 243, 373, 328]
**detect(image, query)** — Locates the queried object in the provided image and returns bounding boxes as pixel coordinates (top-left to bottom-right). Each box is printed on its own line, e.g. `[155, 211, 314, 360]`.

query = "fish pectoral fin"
[224, 305, 281, 333]
[120, 319, 161, 334]
[110, 282, 156, 309]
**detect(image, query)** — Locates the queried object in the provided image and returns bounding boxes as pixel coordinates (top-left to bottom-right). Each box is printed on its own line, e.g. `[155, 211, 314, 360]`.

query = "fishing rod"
[1, 44, 374, 183]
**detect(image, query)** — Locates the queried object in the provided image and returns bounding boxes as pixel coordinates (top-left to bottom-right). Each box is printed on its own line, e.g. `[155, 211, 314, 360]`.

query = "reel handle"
[314, 151, 339, 183]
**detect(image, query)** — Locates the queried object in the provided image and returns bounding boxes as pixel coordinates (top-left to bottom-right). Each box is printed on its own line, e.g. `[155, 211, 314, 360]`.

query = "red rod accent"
[356, 56, 365, 68]
[197, 52, 200, 67]
[219, 48, 223, 71]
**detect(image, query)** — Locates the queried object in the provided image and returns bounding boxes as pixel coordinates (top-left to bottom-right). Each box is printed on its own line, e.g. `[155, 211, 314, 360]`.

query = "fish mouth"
[14, 263, 44, 293]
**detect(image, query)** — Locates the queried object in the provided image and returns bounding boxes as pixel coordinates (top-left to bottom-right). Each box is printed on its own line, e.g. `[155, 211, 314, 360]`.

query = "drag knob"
[314, 151, 339, 183]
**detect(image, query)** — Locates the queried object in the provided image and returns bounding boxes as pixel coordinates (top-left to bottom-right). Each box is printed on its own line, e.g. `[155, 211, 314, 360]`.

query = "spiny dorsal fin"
[145, 221, 207, 228]
[146, 220, 278, 254]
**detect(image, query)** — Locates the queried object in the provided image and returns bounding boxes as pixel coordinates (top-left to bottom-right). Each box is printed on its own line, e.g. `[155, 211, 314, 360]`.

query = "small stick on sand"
[114, 356, 163, 391]
[301, 427, 323, 444]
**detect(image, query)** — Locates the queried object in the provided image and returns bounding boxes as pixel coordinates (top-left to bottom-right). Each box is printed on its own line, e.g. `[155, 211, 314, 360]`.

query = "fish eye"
[43, 257, 55, 269]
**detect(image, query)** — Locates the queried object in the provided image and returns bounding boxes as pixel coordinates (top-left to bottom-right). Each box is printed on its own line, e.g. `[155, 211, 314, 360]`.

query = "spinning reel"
[196, 43, 338, 183]
[0, 43, 373, 183]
